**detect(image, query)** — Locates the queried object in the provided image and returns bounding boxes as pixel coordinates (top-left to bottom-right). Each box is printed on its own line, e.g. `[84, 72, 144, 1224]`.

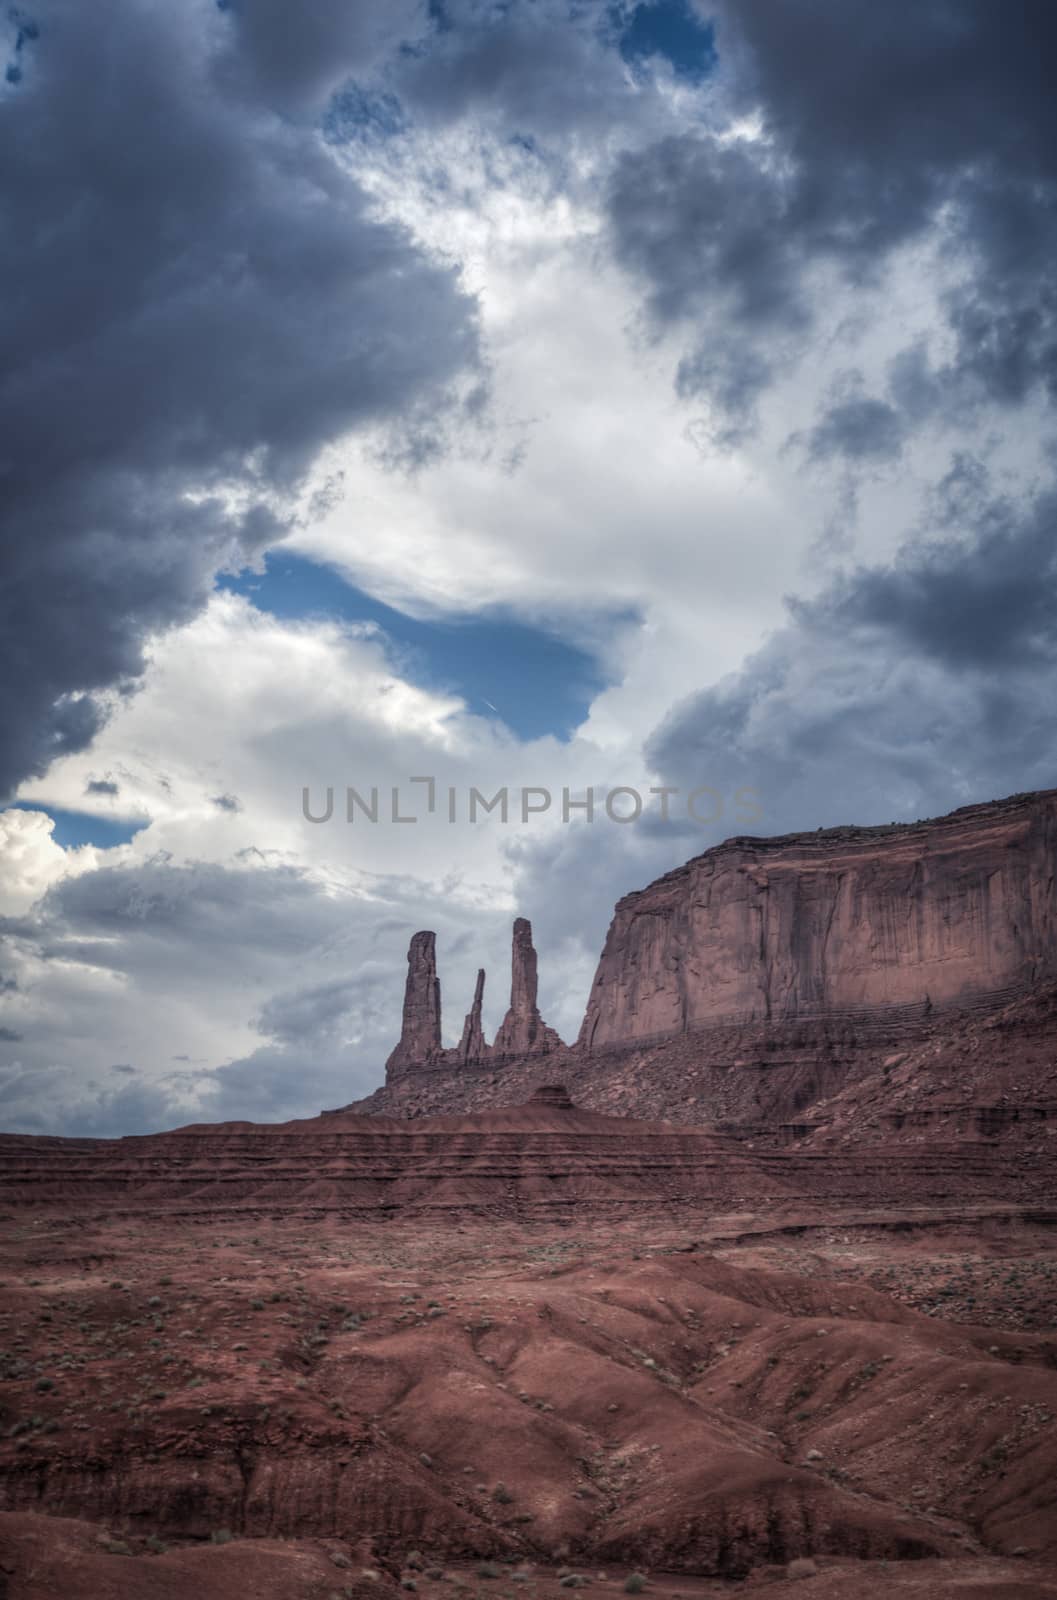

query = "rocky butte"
[354, 787, 1057, 1128]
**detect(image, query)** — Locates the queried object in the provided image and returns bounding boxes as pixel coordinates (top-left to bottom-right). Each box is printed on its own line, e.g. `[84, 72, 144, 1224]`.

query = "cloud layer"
[0, 0, 478, 798]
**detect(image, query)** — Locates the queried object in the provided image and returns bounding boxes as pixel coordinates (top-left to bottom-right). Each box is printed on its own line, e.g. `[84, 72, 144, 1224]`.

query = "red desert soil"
[1, 1091, 1056, 1597]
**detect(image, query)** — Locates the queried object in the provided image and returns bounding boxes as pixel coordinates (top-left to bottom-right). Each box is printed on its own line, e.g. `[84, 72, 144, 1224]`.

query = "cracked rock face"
[457, 968, 486, 1064]
[492, 918, 564, 1059]
[386, 930, 443, 1073]
[385, 919, 564, 1079]
[578, 789, 1057, 1053]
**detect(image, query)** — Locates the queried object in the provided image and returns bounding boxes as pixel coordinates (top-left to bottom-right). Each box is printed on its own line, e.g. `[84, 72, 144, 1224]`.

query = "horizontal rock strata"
[579, 788, 1057, 1052]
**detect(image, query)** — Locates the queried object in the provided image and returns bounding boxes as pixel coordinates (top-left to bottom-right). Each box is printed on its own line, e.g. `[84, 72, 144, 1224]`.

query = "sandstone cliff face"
[578, 790, 1057, 1052]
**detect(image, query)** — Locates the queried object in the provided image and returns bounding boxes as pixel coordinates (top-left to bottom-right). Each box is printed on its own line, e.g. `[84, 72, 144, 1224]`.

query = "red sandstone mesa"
[578, 787, 1057, 1051]
[356, 787, 1057, 1130]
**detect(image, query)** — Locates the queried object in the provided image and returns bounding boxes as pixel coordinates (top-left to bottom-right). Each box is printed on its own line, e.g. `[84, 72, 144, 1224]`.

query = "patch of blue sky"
[4, 806, 148, 851]
[617, 0, 717, 83]
[323, 82, 408, 145]
[220, 552, 626, 741]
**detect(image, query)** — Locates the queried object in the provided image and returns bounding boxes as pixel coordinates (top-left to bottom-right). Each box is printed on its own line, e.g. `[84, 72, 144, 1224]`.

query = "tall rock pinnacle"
[386, 930, 442, 1074]
[382, 918, 565, 1082]
[492, 917, 562, 1058]
[458, 968, 486, 1063]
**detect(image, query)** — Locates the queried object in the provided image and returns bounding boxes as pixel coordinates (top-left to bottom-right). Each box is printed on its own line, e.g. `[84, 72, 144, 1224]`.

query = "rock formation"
[385, 930, 442, 1074]
[491, 917, 564, 1058]
[578, 788, 1057, 1053]
[361, 788, 1057, 1130]
[384, 918, 564, 1079]
[457, 967, 486, 1063]
[3, 1084, 1054, 1214]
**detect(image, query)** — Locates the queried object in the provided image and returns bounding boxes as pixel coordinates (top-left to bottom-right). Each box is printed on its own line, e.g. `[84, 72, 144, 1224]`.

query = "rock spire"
[384, 919, 564, 1078]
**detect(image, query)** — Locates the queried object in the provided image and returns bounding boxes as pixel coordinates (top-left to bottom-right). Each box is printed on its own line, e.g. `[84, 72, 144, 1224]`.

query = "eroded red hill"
[1, 1201, 1057, 1597]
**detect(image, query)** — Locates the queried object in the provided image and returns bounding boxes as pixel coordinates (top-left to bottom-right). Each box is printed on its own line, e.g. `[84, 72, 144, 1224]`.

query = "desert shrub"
[492, 1483, 514, 1504]
[787, 1558, 818, 1579]
[476, 1563, 502, 1579]
[624, 1575, 647, 1594]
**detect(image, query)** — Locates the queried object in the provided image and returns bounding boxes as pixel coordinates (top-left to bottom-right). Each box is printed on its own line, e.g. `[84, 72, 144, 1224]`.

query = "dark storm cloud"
[606, 133, 808, 433]
[24, 857, 356, 977]
[199, 968, 400, 1123]
[388, 0, 633, 138]
[0, 855, 509, 1133]
[610, 0, 1057, 425]
[222, 0, 430, 114]
[649, 467, 1057, 834]
[798, 378, 905, 466]
[609, 137, 802, 328]
[0, 1069, 195, 1140]
[815, 490, 1057, 671]
[0, 0, 479, 800]
[256, 974, 374, 1046]
[85, 779, 120, 798]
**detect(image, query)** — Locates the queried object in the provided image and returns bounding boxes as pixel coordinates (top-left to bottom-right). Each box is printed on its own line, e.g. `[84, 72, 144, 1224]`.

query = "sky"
[2, 0, 1056, 1135]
